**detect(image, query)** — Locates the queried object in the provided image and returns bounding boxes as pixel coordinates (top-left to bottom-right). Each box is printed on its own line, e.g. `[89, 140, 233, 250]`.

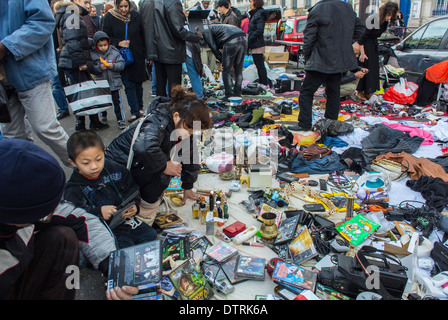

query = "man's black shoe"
[287, 124, 311, 132]
[56, 111, 70, 120]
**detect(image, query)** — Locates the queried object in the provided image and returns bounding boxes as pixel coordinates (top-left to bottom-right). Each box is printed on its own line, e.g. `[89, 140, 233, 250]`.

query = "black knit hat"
[0, 139, 66, 224]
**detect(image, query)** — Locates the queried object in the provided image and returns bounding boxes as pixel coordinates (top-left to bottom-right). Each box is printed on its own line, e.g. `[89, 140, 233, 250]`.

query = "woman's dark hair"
[169, 85, 212, 130]
[67, 130, 105, 161]
[115, 0, 131, 7]
[379, 1, 398, 24]
[251, 0, 264, 9]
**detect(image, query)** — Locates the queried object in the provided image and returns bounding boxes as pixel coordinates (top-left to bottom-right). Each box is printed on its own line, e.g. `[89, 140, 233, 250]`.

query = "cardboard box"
[266, 51, 289, 69]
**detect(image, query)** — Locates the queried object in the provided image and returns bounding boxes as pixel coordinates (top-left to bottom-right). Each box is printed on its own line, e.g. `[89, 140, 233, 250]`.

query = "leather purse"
[223, 221, 246, 238]
[299, 143, 332, 160]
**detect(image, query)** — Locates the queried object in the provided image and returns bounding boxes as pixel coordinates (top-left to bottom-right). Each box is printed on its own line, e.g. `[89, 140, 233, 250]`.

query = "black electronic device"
[303, 203, 326, 212]
[319, 179, 327, 191]
[318, 247, 408, 299]
[276, 172, 300, 184]
[108, 190, 140, 229]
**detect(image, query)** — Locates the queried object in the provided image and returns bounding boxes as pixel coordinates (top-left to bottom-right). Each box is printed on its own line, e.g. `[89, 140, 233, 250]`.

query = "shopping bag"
[64, 79, 113, 116]
[383, 78, 418, 105]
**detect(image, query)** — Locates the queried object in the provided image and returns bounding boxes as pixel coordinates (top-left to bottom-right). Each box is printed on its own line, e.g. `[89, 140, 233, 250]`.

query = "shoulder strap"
[126, 113, 150, 170]
[124, 22, 128, 41]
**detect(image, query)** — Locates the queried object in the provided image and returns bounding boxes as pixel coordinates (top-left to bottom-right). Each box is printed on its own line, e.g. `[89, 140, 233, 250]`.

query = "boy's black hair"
[67, 130, 105, 161]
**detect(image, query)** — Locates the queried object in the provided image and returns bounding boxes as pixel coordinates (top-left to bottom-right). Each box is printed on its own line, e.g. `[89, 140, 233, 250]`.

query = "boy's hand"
[122, 204, 138, 218]
[101, 205, 117, 220]
[100, 63, 107, 70]
[107, 63, 114, 69]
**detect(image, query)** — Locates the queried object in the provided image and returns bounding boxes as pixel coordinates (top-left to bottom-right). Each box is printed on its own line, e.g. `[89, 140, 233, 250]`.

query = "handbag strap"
[124, 22, 128, 41]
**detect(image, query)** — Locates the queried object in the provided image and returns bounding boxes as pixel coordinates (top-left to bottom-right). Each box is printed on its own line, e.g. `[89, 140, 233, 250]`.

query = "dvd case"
[107, 240, 162, 290]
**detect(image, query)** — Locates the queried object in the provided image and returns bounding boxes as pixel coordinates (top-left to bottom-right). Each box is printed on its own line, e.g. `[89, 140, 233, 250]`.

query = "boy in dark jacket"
[90, 31, 127, 130]
[200, 23, 247, 99]
[64, 130, 157, 249]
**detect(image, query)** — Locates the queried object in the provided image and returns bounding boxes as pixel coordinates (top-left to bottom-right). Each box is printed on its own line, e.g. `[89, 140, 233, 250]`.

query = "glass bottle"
[213, 201, 219, 223]
[200, 202, 207, 225]
[192, 200, 200, 219]
[223, 200, 229, 220]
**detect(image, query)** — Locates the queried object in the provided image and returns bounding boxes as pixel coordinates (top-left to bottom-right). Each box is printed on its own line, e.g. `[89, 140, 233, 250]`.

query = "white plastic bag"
[205, 152, 234, 173]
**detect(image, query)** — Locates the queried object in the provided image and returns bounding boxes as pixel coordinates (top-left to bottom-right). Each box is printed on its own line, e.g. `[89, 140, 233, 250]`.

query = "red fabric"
[426, 60, 448, 84]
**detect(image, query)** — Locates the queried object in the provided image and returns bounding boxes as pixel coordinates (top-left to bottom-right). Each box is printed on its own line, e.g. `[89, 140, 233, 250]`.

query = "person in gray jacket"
[90, 31, 127, 130]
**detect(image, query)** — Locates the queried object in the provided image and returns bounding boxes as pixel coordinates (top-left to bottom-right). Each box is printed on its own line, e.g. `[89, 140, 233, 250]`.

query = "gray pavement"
[30, 61, 300, 300]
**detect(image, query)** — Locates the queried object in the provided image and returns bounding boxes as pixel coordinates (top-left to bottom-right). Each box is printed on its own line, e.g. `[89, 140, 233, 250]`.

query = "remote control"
[319, 179, 327, 191]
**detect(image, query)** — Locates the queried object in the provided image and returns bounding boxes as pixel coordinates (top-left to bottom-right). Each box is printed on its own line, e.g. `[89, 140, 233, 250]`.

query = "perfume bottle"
[192, 199, 200, 219]
[200, 202, 207, 225]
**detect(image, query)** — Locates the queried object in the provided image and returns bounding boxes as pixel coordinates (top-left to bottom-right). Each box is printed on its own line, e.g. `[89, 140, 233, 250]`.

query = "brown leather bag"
[299, 143, 332, 160]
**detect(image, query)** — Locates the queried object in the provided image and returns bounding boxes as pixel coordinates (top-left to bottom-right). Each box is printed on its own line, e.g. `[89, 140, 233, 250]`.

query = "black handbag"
[431, 241, 448, 272]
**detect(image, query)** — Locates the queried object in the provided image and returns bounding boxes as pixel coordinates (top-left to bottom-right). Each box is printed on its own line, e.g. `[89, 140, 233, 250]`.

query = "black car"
[393, 15, 448, 83]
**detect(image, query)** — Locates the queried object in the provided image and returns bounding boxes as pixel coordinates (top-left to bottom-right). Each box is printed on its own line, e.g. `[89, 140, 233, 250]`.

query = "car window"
[417, 19, 448, 50]
[296, 19, 307, 33]
[284, 20, 294, 34]
[405, 25, 426, 49]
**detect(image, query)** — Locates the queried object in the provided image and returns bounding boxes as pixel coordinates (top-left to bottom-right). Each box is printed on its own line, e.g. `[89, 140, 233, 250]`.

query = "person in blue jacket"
[0, 0, 71, 167]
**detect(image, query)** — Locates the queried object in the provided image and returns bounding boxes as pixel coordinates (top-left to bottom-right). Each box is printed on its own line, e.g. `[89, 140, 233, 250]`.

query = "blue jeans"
[51, 74, 69, 113]
[290, 153, 348, 175]
[151, 63, 157, 93]
[121, 69, 143, 117]
[185, 55, 203, 99]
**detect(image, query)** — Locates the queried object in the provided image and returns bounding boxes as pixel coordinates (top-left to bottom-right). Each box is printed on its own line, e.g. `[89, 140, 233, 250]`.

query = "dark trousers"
[102, 90, 125, 122]
[64, 69, 102, 126]
[222, 36, 247, 97]
[298, 70, 342, 129]
[154, 61, 183, 97]
[10, 226, 79, 300]
[252, 53, 268, 85]
[121, 69, 143, 117]
[415, 71, 439, 106]
[113, 220, 157, 249]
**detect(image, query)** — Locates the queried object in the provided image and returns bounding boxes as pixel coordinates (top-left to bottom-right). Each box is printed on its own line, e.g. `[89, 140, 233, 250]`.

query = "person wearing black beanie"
[0, 139, 79, 300]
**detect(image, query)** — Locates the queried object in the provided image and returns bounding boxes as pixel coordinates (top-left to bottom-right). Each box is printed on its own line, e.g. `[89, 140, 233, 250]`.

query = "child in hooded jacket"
[90, 30, 127, 130]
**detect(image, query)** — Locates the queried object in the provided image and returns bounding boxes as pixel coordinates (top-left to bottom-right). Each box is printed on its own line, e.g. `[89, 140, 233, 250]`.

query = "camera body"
[318, 253, 408, 299]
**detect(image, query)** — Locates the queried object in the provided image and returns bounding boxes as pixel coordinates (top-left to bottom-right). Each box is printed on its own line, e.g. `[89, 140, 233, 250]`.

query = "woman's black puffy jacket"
[105, 97, 200, 191]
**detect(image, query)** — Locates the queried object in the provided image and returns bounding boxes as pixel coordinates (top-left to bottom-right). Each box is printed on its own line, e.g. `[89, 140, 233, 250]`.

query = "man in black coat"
[287, 0, 365, 132]
[139, 0, 201, 97]
[200, 23, 247, 99]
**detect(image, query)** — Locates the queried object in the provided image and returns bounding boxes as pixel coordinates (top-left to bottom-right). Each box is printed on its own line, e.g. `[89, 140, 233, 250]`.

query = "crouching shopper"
[106, 85, 212, 225]
[200, 22, 247, 100]
[0, 139, 79, 300]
